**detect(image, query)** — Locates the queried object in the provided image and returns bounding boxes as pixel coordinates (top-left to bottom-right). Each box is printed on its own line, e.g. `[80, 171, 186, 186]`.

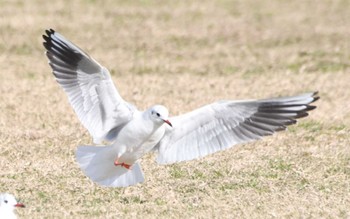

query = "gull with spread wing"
[43, 29, 319, 187]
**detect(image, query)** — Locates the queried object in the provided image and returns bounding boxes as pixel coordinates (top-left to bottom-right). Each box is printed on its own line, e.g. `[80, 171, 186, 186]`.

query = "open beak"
[163, 119, 172, 127]
[15, 203, 25, 208]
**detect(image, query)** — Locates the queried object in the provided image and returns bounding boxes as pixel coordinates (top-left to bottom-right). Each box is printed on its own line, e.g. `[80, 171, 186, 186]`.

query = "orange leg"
[114, 159, 132, 170]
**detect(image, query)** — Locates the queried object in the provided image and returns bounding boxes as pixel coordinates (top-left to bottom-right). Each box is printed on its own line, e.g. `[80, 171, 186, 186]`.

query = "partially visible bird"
[42, 29, 319, 188]
[0, 193, 25, 219]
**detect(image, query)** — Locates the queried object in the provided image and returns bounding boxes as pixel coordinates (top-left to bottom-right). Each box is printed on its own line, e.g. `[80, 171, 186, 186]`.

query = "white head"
[0, 193, 25, 218]
[149, 105, 172, 127]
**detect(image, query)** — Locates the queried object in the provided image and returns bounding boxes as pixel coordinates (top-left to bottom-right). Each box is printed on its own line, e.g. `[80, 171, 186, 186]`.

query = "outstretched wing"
[156, 92, 319, 164]
[43, 29, 135, 144]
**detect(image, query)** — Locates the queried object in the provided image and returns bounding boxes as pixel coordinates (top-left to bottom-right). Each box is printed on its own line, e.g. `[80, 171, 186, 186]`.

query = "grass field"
[0, 0, 349, 218]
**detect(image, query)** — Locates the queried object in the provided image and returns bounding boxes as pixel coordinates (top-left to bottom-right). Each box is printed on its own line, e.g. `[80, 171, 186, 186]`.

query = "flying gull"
[43, 29, 319, 187]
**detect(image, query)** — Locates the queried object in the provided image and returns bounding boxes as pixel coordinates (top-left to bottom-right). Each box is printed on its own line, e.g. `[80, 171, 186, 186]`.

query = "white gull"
[0, 193, 25, 219]
[43, 29, 319, 187]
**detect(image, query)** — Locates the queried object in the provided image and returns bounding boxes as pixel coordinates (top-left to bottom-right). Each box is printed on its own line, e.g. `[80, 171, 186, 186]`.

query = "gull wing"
[156, 92, 319, 164]
[43, 29, 135, 143]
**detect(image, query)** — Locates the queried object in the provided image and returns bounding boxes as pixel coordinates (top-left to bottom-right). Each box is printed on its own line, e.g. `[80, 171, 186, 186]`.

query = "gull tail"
[76, 145, 144, 187]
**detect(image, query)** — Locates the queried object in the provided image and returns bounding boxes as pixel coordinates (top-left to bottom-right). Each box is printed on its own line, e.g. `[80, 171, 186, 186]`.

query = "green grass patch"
[268, 159, 292, 172]
[294, 120, 323, 132]
[169, 165, 186, 179]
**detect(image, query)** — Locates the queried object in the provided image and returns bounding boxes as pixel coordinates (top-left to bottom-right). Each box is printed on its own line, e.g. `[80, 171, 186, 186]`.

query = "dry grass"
[0, 0, 349, 218]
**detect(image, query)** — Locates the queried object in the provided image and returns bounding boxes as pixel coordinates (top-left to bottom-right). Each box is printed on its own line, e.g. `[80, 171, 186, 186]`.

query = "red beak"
[15, 203, 25, 208]
[163, 119, 172, 127]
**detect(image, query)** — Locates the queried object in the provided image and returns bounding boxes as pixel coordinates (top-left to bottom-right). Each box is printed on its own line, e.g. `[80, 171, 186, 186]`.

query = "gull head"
[149, 105, 172, 127]
[0, 193, 25, 213]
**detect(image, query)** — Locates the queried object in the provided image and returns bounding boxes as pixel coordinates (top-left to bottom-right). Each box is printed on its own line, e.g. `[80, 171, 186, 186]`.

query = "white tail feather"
[76, 145, 144, 187]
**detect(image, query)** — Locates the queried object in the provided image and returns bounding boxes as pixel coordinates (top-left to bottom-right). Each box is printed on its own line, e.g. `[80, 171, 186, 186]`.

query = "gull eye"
[4, 200, 8, 204]
[156, 113, 160, 117]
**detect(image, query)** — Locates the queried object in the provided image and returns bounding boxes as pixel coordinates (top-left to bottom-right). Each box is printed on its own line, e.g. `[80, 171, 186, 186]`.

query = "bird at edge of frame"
[0, 193, 25, 219]
[42, 29, 319, 187]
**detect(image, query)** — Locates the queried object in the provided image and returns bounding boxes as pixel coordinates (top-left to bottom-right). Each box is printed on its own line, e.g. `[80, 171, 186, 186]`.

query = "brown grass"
[0, 0, 349, 218]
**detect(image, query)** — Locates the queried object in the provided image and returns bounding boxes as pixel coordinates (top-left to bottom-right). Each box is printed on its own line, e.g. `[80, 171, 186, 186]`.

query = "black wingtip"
[42, 35, 49, 45]
[43, 29, 55, 41]
[312, 96, 320, 103]
[306, 105, 317, 111]
[46, 28, 55, 35]
[295, 111, 309, 119]
[311, 91, 320, 103]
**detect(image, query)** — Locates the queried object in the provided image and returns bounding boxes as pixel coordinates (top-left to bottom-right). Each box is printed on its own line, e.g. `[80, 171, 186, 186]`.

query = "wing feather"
[43, 29, 135, 143]
[156, 92, 319, 164]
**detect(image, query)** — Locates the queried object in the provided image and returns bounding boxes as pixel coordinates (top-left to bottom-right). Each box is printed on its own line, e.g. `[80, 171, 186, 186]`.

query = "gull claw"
[114, 160, 132, 170]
